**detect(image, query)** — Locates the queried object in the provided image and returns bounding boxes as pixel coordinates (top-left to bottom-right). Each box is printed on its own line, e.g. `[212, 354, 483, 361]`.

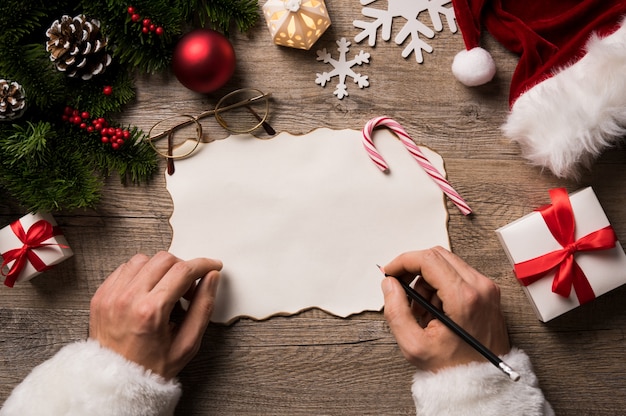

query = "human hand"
[89, 251, 223, 380]
[381, 246, 510, 372]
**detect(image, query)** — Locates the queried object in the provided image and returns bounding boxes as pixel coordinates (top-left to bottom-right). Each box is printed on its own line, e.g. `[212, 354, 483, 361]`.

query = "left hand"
[88, 251, 223, 380]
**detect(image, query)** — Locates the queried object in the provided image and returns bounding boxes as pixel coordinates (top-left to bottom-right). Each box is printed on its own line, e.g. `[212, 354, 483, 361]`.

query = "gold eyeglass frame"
[147, 88, 272, 160]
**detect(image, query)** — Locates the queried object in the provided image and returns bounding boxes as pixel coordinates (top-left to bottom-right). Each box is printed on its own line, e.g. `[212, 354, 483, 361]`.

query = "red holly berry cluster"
[62, 107, 131, 150]
[127, 6, 164, 36]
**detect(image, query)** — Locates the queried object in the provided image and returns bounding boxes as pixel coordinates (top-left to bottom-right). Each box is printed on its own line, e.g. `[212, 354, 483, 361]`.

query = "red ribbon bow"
[1, 219, 66, 288]
[513, 188, 617, 305]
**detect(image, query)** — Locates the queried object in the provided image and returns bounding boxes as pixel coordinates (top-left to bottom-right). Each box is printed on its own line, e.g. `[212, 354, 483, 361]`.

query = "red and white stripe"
[362, 116, 472, 215]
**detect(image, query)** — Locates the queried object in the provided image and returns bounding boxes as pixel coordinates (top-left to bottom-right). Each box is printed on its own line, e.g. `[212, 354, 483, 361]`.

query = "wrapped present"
[262, 0, 331, 50]
[496, 187, 626, 322]
[0, 212, 73, 287]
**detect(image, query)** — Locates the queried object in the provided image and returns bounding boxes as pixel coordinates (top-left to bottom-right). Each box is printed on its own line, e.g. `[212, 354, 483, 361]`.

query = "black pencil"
[378, 266, 520, 381]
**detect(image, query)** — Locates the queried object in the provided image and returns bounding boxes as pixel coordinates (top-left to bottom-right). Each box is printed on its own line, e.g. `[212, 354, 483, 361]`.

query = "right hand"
[381, 246, 510, 372]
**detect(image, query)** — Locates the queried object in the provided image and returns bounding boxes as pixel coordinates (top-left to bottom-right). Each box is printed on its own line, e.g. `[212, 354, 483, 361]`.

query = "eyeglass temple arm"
[200, 92, 275, 135]
[245, 105, 275, 135]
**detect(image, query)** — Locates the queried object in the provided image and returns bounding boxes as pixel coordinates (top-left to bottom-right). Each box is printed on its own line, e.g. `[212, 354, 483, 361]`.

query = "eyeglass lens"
[148, 115, 202, 159]
[215, 88, 271, 134]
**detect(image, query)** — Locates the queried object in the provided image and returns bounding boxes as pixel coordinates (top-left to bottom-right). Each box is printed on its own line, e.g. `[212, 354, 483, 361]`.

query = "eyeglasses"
[146, 88, 275, 174]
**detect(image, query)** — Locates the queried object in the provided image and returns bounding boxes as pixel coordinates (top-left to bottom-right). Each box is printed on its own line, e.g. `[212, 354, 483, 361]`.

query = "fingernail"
[206, 271, 221, 293]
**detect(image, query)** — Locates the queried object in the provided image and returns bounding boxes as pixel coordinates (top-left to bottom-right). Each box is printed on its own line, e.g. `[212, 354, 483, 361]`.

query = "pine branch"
[82, 0, 183, 73]
[85, 126, 159, 184]
[0, 122, 103, 211]
[65, 63, 136, 116]
[1, 121, 50, 166]
[0, 0, 258, 211]
[0, 44, 66, 112]
[183, 0, 259, 34]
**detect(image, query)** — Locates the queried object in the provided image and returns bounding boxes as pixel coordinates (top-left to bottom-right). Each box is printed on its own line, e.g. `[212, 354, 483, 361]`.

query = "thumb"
[381, 277, 424, 351]
[172, 271, 221, 361]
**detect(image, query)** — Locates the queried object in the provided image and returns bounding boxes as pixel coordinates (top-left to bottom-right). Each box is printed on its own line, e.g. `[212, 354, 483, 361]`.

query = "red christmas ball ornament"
[172, 29, 236, 93]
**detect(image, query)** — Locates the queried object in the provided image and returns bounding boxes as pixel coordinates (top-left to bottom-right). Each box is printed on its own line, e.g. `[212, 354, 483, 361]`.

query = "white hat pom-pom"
[451, 47, 496, 87]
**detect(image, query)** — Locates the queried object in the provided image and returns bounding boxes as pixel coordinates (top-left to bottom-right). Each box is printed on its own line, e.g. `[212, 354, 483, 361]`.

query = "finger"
[385, 247, 468, 294]
[152, 257, 223, 309]
[171, 270, 221, 364]
[381, 277, 428, 358]
[410, 277, 442, 327]
[129, 251, 181, 292]
[409, 277, 435, 318]
[430, 247, 487, 287]
[95, 253, 150, 297]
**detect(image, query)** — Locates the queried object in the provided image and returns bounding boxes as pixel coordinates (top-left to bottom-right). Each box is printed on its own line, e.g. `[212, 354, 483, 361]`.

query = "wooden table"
[2, 3, 626, 414]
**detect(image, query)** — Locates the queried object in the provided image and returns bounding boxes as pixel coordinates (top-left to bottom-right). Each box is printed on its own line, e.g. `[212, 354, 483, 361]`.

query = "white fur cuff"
[502, 19, 626, 179]
[0, 340, 181, 416]
[410, 348, 554, 416]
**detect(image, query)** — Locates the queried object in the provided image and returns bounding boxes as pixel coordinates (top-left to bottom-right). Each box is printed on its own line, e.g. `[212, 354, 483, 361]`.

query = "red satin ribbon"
[513, 188, 616, 305]
[1, 219, 66, 288]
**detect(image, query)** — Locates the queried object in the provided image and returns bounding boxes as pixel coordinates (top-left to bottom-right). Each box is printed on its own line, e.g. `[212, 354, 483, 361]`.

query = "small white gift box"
[262, 0, 331, 50]
[496, 187, 626, 322]
[0, 212, 73, 287]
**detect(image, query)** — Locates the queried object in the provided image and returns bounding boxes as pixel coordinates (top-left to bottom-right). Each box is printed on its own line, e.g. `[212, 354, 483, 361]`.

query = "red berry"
[81, 111, 90, 119]
[127, 6, 135, 14]
[87, 126, 94, 133]
[62, 115, 69, 122]
[142, 18, 151, 27]
[109, 127, 117, 136]
[142, 27, 149, 34]
[131, 13, 141, 22]
[94, 123, 102, 131]
[80, 122, 87, 129]
[123, 130, 131, 139]
[103, 86, 113, 95]
[73, 116, 82, 124]
[155, 27, 164, 36]
[64, 106, 73, 115]
[101, 136, 109, 143]
[112, 142, 119, 150]
[149, 24, 156, 32]
[98, 117, 106, 124]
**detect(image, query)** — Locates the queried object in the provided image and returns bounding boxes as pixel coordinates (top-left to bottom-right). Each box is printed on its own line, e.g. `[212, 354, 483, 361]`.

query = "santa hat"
[451, 0, 626, 179]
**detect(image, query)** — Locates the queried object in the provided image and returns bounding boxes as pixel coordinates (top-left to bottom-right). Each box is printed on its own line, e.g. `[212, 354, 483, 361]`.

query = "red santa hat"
[450, 0, 626, 179]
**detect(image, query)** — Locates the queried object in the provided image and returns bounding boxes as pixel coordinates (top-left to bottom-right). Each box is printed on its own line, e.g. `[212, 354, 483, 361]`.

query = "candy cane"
[362, 116, 472, 215]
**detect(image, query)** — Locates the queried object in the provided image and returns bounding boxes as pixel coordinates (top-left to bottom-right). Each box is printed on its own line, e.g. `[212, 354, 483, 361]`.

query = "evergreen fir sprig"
[182, 0, 260, 34]
[65, 63, 135, 116]
[2, 122, 50, 166]
[81, 0, 184, 74]
[0, 0, 259, 211]
[87, 126, 159, 184]
[0, 122, 103, 211]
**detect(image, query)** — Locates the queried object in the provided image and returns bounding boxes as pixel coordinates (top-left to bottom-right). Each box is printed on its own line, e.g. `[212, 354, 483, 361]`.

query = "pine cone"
[45, 14, 112, 80]
[0, 79, 27, 121]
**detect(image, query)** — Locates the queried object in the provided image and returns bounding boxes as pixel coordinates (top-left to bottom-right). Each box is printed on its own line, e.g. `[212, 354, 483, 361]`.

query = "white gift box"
[0, 212, 73, 286]
[262, 0, 331, 50]
[496, 187, 626, 322]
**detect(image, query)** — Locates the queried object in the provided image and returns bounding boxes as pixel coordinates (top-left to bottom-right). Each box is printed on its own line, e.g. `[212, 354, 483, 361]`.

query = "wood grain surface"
[2, 2, 626, 415]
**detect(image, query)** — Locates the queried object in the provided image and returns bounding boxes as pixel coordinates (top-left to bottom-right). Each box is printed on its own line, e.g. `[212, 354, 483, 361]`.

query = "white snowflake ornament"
[315, 38, 370, 99]
[353, 0, 457, 63]
[262, 0, 331, 50]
